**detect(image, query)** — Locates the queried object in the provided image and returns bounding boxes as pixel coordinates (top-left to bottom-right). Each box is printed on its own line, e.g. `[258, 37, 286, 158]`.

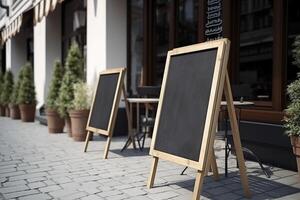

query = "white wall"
[33, 6, 62, 108]
[45, 5, 62, 102]
[87, 0, 107, 87]
[34, 18, 46, 108]
[106, 0, 127, 69]
[6, 29, 28, 76]
[87, 0, 127, 89]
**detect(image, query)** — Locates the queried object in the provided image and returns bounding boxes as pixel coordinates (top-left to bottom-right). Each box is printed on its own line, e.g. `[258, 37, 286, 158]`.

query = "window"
[129, 0, 144, 95]
[237, 0, 273, 102]
[287, 0, 300, 85]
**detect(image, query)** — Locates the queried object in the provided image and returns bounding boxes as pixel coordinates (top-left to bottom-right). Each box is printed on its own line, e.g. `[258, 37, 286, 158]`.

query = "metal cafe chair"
[136, 86, 160, 150]
[223, 85, 272, 178]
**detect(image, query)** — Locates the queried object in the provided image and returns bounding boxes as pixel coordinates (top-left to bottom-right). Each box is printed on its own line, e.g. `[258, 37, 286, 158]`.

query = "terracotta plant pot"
[46, 109, 65, 133]
[69, 110, 90, 141]
[5, 106, 10, 117]
[65, 116, 72, 137]
[0, 105, 5, 116]
[19, 104, 36, 122]
[290, 136, 300, 176]
[9, 104, 21, 119]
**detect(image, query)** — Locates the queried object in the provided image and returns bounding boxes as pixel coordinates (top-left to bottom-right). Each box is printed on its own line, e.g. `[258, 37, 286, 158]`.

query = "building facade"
[0, 0, 299, 170]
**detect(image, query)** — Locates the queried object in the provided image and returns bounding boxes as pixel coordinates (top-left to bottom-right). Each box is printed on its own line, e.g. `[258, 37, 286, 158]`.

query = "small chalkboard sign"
[84, 68, 126, 159]
[147, 39, 250, 199]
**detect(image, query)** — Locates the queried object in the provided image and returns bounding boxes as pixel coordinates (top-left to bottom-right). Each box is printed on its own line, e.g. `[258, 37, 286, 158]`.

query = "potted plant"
[0, 70, 14, 117]
[9, 68, 24, 119]
[57, 42, 84, 136]
[284, 35, 300, 176]
[46, 60, 65, 133]
[0, 71, 5, 116]
[17, 63, 36, 122]
[69, 81, 91, 141]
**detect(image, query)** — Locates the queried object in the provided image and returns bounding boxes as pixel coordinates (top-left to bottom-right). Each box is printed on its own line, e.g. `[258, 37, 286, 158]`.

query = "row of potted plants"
[0, 42, 91, 142]
[46, 42, 92, 141]
[0, 63, 36, 122]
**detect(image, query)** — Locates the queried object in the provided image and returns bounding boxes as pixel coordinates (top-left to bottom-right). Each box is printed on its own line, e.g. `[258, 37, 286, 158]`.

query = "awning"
[34, 0, 64, 25]
[1, 15, 23, 44]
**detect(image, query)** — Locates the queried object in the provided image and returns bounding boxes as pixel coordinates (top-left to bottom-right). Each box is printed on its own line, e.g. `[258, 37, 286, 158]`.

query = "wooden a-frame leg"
[147, 157, 159, 189]
[224, 72, 251, 198]
[103, 137, 112, 159]
[192, 170, 206, 200]
[84, 131, 91, 152]
[210, 149, 219, 181]
[205, 148, 219, 181]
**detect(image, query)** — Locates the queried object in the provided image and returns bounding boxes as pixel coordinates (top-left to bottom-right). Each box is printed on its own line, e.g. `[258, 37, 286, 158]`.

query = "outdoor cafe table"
[121, 98, 159, 151]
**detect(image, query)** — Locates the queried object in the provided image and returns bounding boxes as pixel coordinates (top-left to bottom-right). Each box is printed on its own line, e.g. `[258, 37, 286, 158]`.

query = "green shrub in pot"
[46, 60, 65, 133]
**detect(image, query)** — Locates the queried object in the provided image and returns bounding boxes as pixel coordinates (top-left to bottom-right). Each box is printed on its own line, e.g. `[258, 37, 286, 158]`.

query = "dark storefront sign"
[205, 0, 223, 40]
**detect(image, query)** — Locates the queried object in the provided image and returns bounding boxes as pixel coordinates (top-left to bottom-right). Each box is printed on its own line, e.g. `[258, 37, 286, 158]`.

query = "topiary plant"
[71, 81, 91, 110]
[284, 36, 300, 137]
[10, 68, 24, 105]
[57, 42, 84, 118]
[17, 63, 36, 105]
[0, 70, 14, 106]
[46, 60, 64, 110]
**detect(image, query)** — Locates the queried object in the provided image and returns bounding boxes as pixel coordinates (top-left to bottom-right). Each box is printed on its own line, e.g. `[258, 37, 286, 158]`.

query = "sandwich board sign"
[147, 39, 250, 199]
[84, 68, 126, 159]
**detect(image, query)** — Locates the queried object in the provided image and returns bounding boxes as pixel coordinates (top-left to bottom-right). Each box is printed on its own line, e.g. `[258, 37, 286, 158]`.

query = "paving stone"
[122, 187, 147, 196]
[39, 185, 61, 193]
[147, 191, 179, 200]
[3, 189, 39, 199]
[81, 194, 105, 200]
[3, 180, 27, 187]
[18, 193, 52, 200]
[0, 185, 29, 194]
[28, 181, 46, 189]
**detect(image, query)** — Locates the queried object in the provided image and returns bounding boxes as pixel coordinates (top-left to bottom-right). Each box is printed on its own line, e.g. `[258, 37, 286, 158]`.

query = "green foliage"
[0, 71, 14, 105]
[46, 60, 64, 110]
[10, 68, 24, 105]
[71, 81, 91, 110]
[57, 42, 84, 117]
[0, 71, 4, 105]
[292, 35, 300, 72]
[17, 63, 36, 105]
[284, 36, 300, 136]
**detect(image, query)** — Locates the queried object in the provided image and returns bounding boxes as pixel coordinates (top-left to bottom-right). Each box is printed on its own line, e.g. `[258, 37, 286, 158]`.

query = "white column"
[87, 0, 127, 88]
[34, 5, 62, 108]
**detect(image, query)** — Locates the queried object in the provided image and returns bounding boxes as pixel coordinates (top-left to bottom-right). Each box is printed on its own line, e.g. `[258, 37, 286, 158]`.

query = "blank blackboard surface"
[88, 73, 119, 131]
[154, 48, 218, 161]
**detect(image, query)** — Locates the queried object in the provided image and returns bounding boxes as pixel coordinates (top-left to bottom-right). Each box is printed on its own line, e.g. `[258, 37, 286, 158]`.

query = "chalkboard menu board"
[86, 68, 125, 136]
[154, 49, 217, 161]
[150, 39, 230, 170]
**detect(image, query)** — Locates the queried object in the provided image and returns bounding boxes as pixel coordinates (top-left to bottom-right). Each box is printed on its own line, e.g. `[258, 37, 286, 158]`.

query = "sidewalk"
[0, 117, 300, 200]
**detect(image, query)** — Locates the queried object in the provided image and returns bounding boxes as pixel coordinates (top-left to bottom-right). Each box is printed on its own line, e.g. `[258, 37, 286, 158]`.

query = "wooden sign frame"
[84, 68, 126, 159]
[147, 39, 251, 199]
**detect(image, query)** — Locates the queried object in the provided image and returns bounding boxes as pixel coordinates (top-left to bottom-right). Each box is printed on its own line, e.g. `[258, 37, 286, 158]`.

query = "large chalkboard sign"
[149, 40, 229, 170]
[148, 39, 250, 199]
[84, 68, 126, 159]
[153, 48, 218, 162]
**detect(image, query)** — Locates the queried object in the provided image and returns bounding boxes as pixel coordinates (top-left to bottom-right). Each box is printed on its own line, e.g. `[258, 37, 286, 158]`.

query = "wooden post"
[147, 157, 159, 188]
[83, 131, 91, 152]
[103, 137, 112, 159]
[224, 72, 251, 198]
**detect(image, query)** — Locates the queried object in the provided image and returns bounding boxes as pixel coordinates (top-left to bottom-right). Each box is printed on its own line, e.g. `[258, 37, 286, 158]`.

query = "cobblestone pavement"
[0, 118, 300, 200]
